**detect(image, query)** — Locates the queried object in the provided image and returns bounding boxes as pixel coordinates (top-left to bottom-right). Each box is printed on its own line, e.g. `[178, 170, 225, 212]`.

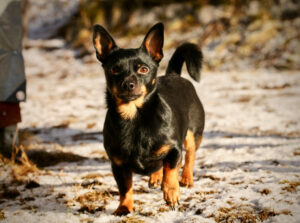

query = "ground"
[0, 39, 300, 223]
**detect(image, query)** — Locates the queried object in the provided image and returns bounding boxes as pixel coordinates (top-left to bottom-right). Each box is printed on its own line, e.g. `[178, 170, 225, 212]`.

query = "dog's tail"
[165, 43, 203, 82]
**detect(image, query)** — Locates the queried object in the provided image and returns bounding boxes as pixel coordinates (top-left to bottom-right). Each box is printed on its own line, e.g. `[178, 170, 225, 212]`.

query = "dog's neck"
[106, 83, 159, 121]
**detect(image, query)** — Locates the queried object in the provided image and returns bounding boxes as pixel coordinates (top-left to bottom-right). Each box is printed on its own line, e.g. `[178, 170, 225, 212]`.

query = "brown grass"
[0, 210, 5, 220]
[293, 148, 300, 156]
[258, 209, 278, 221]
[11, 146, 40, 182]
[212, 205, 279, 223]
[229, 181, 245, 185]
[77, 204, 105, 214]
[200, 174, 221, 181]
[75, 190, 115, 204]
[90, 150, 109, 160]
[71, 190, 118, 214]
[281, 181, 300, 193]
[196, 190, 217, 195]
[117, 216, 145, 223]
[74, 189, 117, 213]
[81, 173, 103, 179]
[157, 206, 169, 213]
[259, 188, 271, 195]
[81, 173, 112, 179]
[281, 209, 292, 216]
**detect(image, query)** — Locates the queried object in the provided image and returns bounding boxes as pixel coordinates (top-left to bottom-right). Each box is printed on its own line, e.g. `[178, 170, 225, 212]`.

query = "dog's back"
[158, 43, 205, 143]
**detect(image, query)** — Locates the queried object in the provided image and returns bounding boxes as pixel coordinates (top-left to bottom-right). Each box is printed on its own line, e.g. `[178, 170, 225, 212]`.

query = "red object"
[0, 102, 21, 128]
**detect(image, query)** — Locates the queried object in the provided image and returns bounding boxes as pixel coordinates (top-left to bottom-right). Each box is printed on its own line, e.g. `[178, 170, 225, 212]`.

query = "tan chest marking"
[114, 85, 147, 120]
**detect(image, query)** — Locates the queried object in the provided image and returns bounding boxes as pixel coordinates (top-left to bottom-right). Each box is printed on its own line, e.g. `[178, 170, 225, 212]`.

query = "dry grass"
[281, 209, 292, 216]
[212, 205, 279, 223]
[293, 148, 300, 156]
[0, 210, 5, 220]
[281, 181, 300, 193]
[75, 190, 115, 203]
[117, 216, 145, 223]
[74, 189, 117, 213]
[77, 204, 105, 214]
[259, 188, 271, 195]
[200, 174, 221, 181]
[196, 190, 217, 195]
[89, 150, 109, 160]
[229, 181, 245, 185]
[257, 209, 278, 221]
[9, 146, 40, 182]
[0, 146, 41, 204]
[157, 206, 169, 213]
[81, 173, 104, 179]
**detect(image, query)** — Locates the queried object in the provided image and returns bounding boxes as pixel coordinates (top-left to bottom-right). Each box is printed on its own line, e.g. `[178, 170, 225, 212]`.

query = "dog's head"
[93, 23, 164, 106]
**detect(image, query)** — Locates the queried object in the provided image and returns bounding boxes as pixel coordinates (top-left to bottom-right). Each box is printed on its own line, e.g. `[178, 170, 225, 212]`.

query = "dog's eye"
[110, 65, 121, 75]
[137, 65, 149, 74]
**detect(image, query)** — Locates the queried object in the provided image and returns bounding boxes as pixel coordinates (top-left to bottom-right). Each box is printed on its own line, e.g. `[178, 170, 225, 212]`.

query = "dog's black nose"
[122, 80, 136, 91]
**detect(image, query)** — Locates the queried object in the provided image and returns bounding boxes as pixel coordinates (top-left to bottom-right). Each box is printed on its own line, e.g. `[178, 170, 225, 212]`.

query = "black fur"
[166, 43, 203, 81]
[93, 22, 205, 214]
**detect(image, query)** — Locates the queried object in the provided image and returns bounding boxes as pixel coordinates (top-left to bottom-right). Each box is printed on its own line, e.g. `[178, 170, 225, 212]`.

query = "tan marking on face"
[180, 129, 196, 188]
[155, 144, 171, 156]
[152, 78, 156, 85]
[114, 85, 147, 120]
[113, 156, 123, 166]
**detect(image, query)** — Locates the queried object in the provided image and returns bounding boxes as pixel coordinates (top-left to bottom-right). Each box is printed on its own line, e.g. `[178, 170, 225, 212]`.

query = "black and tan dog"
[93, 23, 204, 216]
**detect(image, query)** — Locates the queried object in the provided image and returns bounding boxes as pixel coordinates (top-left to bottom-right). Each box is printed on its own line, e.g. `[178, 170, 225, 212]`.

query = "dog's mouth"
[112, 85, 147, 103]
[117, 93, 143, 102]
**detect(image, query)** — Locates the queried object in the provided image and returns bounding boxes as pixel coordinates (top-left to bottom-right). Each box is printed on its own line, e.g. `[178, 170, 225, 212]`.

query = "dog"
[93, 23, 204, 216]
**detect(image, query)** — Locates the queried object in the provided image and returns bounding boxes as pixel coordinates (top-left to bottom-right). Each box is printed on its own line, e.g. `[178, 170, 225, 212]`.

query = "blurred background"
[23, 0, 300, 71]
[13, 0, 299, 162]
[1, 1, 300, 222]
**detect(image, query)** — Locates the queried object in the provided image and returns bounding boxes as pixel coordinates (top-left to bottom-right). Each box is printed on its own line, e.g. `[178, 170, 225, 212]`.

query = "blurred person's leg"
[0, 0, 26, 157]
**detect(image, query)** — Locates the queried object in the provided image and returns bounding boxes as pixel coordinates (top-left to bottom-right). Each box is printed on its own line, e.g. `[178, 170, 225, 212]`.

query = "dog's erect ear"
[93, 25, 117, 62]
[141, 23, 164, 62]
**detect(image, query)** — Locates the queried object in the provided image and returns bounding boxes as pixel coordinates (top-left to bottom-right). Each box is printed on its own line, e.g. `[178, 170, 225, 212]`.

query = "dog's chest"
[115, 121, 170, 173]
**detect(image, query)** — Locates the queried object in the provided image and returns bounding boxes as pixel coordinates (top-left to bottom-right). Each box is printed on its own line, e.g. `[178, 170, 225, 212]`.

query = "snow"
[0, 39, 299, 222]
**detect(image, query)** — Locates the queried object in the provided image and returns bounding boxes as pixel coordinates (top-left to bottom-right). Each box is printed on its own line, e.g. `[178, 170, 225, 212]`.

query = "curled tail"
[165, 43, 203, 82]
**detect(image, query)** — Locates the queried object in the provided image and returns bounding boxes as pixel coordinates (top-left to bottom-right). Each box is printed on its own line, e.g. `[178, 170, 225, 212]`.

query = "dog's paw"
[149, 168, 163, 188]
[114, 205, 133, 216]
[179, 170, 194, 188]
[162, 182, 180, 209]
[149, 179, 161, 189]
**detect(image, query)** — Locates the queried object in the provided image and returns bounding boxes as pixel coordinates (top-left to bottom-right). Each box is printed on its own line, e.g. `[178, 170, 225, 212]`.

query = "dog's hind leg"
[180, 129, 202, 188]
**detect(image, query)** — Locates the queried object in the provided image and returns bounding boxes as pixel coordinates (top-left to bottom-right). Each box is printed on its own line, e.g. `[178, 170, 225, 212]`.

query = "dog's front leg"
[112, 163, 134, 216]
[162, 148, 182, 210]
